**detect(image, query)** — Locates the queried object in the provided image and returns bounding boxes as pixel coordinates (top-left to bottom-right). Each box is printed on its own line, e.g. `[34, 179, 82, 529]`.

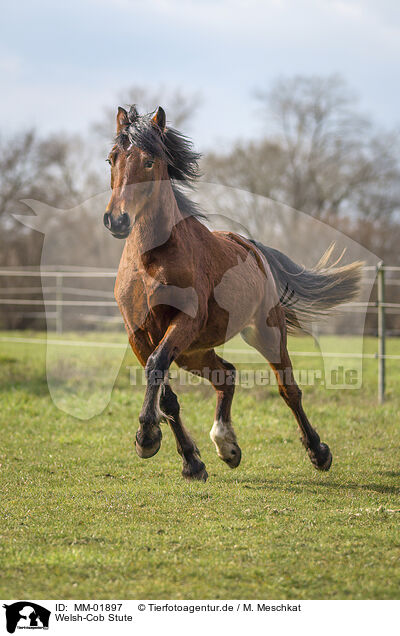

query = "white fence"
[0, 268, 120, 333]
[0, 264, 400, 403]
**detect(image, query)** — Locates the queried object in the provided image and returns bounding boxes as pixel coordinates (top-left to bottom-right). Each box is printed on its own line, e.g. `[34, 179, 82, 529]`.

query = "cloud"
[1, 0, 399, 145]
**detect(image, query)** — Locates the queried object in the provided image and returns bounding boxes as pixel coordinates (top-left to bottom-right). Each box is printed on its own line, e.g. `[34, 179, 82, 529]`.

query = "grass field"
[1, 330, 400, 599]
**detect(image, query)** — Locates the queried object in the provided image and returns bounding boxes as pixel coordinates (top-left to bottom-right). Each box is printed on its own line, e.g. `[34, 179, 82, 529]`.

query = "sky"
[1, 0, 399, 150]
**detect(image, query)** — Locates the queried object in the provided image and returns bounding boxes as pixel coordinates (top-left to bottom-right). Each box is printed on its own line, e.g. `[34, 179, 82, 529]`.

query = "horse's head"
[104, 105, 169, 239]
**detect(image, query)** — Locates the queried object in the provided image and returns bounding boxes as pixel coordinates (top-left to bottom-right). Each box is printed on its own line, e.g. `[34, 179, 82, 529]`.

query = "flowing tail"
[250, 241, 364, 334]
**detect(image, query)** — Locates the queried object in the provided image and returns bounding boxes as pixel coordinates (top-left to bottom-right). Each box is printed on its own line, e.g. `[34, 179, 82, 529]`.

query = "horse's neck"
[125, 185, 184, 261]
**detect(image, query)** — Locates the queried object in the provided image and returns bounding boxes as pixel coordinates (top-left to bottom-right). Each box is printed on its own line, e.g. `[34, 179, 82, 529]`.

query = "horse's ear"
[151, 106, 166, 132]
[116, 107, 129, 133]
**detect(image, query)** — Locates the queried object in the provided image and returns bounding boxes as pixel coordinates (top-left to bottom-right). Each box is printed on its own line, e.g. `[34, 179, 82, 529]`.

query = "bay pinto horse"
[104, 105, 362, 482]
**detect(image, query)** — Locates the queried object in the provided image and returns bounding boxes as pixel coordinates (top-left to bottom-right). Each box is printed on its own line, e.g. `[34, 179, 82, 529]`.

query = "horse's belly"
[188, 289, 261, 352]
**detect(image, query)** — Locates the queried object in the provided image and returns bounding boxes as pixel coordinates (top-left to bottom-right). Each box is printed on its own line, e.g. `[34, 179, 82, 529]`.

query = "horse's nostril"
[104, 211, 130, 236]
[120, 212, 130, 227]
[103, 213, 111, 230]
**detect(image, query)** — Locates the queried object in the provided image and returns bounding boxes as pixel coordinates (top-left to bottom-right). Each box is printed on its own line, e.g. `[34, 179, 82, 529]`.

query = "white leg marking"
[210, 419, 239, 460]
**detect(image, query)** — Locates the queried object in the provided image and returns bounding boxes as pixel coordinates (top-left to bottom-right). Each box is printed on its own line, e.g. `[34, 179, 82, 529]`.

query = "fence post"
[377, 261, 385, 404]
[56, 273, 63, 335]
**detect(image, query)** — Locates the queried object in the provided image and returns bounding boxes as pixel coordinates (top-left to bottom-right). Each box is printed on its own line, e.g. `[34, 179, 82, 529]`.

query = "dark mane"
[115, 106, 206, 220]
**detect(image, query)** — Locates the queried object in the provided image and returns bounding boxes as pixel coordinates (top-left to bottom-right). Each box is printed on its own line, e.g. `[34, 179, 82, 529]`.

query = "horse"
[103, 104, 362, 482]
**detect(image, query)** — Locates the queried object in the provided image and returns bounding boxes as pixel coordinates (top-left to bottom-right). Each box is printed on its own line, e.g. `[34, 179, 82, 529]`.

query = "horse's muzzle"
[103, 211, 131, 239]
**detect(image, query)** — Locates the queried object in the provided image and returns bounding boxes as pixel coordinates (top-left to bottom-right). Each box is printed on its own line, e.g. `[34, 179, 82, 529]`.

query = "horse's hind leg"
[273, 353, 332, 470]
[241, 311, 332, 471]
[160, 384, 208, 481]
[178, 350, 241, 469]
[208, 355, 241, 468]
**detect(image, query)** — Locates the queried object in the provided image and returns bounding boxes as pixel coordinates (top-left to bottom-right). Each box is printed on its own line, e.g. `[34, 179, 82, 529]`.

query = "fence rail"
[0, 264, 399, 403]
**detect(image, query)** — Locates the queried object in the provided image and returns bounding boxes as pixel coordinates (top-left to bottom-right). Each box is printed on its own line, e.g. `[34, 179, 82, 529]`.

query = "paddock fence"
[0, 264, 399, 403]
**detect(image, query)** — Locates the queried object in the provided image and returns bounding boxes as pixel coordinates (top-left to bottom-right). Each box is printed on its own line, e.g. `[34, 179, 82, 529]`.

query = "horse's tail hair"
[250, 240, 364, 334]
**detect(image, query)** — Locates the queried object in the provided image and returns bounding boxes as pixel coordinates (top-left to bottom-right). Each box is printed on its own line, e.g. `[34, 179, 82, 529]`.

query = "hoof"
[182, 462, 208, 482]
[220, 444, 242, 469]
[135, 428, 162, 459]
[308, 443, 332, 471]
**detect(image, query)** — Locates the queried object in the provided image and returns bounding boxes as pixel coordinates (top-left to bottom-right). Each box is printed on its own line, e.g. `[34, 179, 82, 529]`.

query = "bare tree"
[203, 75, 400, 335]
[203, 75, 400, 247]
[255, 74, 400, 222]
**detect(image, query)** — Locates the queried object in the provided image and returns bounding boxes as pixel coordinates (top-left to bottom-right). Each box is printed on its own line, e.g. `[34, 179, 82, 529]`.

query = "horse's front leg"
[160, 384, 208, 481]
[135, 314, 201, 460]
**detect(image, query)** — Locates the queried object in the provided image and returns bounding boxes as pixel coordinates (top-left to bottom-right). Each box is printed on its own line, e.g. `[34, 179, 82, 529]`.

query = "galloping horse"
[104, 105, 362, 482]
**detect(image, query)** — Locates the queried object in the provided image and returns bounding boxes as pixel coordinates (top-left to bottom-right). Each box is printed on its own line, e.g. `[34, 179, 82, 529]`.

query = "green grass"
[1, 330, 400, 599]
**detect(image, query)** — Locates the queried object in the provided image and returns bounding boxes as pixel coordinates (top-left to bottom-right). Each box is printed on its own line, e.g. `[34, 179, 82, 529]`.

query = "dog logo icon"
[3, 602, 50, 633]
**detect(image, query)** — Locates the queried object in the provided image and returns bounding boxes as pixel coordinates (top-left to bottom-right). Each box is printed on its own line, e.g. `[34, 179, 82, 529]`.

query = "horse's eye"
[144, 160, 154, 169]
[106, 158, 112, 165]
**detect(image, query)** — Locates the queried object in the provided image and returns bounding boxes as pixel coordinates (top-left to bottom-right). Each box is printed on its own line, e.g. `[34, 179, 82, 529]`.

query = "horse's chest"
[115, 271, 150, 328]
[115, 269, 174, 338]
